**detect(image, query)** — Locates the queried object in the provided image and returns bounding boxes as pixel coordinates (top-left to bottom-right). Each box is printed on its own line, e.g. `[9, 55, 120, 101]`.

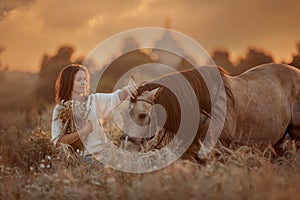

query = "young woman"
[51, 64, 137, 153]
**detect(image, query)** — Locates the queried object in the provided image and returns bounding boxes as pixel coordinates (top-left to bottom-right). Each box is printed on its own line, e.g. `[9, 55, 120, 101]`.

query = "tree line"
[1, 42, 299, 111]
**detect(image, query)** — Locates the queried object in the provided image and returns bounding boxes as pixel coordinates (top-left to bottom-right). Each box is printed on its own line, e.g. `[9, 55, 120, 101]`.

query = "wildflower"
[39, 163, 45, 169]
[46, 155, 51, 160]
[106, 176, 116, 184]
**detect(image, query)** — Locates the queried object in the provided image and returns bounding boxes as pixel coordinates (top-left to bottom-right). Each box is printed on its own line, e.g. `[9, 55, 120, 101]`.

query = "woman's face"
[73, 70, 87, 95]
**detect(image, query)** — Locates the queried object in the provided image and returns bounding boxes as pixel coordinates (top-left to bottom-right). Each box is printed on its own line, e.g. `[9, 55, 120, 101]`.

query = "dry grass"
[1, 107, 300, 200]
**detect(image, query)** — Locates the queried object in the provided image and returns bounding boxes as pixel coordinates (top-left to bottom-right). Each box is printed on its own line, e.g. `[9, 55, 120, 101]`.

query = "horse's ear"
[144, 87, 163, 102]
[128, 74, 137, 87]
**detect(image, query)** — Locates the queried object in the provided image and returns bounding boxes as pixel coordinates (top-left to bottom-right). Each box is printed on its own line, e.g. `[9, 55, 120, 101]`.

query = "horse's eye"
[138, 113, 147, 120]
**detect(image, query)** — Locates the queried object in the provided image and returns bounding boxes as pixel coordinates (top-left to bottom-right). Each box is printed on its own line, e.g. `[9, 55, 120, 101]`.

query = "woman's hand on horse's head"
[119, 85, 138, 101]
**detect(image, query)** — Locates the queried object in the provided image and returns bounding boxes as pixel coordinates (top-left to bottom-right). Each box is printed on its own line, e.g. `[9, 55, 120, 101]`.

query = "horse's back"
[240, 63, 300, 101]
[224, 63, 300, 145]
[231, 63, 300, 104]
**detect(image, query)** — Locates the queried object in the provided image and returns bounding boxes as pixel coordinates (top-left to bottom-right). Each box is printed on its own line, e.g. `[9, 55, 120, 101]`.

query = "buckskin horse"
[120, 63, 300, 161]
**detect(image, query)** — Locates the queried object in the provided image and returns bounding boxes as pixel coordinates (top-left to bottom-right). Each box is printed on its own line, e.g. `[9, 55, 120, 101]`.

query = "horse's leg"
[288, 102, 300, 144]
[274, 131, 288, 156]
[274, 102, 300, 155]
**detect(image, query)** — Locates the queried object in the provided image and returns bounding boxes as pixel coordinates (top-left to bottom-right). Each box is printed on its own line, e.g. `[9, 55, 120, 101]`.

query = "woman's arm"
[56, 122, 93, 145]
[95, 86, 138, 118]
[51, 105, 93, 146]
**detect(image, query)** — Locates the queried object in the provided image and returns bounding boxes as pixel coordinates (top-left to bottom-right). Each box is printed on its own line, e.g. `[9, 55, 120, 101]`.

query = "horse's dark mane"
[218, 67, 235, 107]
[136, 80, 181, 133]
[131, 66, 233, 134]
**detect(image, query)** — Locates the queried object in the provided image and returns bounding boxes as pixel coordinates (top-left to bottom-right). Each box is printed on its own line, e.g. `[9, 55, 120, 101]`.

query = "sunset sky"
[1, 0, 300, 72]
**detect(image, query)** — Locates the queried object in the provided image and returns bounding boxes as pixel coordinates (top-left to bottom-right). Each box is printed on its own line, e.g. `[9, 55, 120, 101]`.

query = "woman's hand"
[57, 120, 93, 145]
[119, 85, 138, 101]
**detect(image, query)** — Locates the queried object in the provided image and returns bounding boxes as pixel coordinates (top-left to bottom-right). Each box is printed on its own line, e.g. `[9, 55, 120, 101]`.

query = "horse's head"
[120, 75, 168, 151]
[119, 72, 208, 153]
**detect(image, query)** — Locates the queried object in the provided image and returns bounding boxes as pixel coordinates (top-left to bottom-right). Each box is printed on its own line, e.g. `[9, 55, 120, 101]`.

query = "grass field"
[1, 106, 300, 200]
